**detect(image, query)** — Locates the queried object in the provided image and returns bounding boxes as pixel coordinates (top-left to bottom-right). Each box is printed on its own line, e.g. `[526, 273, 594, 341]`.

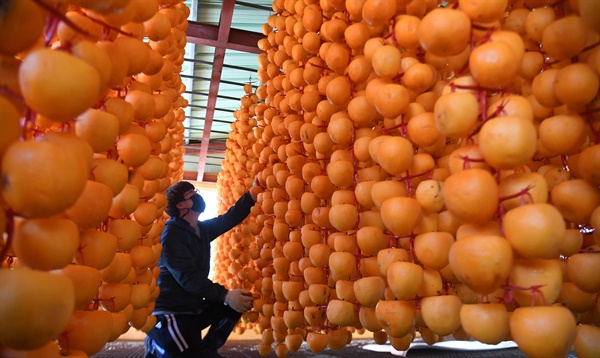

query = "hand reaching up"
[249, 177, 263, 201]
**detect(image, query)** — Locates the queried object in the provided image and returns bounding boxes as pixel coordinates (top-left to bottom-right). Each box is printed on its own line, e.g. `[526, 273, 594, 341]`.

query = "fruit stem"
[408, 234, 416, 264]
[497, 184, 535, 204]
[58, 331, 71, 355]
[386, 234, 398, 249]
[501, 283, 548, 307]
[381, 121, 407, 135]
[457, 155, 486, 171]
[43, 14, 60, 46]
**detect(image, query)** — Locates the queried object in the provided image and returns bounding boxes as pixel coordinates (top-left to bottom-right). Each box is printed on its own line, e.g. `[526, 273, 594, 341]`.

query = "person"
[145, 180, 261, 358]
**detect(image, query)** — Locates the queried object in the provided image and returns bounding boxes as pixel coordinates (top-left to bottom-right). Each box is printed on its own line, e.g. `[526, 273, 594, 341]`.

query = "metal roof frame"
[183, 0, 270, 182]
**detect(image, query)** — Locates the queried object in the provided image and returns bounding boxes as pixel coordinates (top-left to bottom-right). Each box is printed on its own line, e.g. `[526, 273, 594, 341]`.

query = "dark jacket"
[153, 192, 255, 314]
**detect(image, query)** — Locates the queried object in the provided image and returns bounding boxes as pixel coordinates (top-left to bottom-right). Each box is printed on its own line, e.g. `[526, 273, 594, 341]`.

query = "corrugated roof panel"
[184, 0, 271, 179]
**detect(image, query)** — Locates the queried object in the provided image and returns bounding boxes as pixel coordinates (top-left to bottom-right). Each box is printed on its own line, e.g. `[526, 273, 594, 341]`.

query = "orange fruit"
[541, 15, 588, 60]
[0, 269, 75, 350]
[0, 0, 45, 56]
[551, 179, 600, 224]
[449, 234, 513, 295]
[418, 8, 471, 57]
[371, 45, 402, 79]
[376, 136, 415, 176]
[538, 114, 588, 154]
[469, 41, 519, 89]
[508, 258, 562, 307]
[362, 0, 396, 26]
[510, 306, 576, 357]
[374, 84, 410, 118]
[19, 49, 101, 122]
[65, 180, 114, 229]
[13, 218, 79, 271]
[573, 324, 600, 358]
[460, 303, 509, 344]
[75, 108, 120, 153]
[478, 116, 537, 170]
[434, 92, 480, 139]
[578, 144, 600, 185]
[0, 95, 22, 157]
[459, 0, 508, 23]
[443, 169, 499, 224]
[2, 140, 87, 218]
[394, 15, 421, 50]
[553, 63, 599, 107]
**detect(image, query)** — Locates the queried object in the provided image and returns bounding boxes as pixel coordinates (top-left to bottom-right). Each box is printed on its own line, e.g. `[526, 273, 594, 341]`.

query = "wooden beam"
[185, 171, 218, 182]
[186, 22, 263, 54]
[195, 0, 236, 182]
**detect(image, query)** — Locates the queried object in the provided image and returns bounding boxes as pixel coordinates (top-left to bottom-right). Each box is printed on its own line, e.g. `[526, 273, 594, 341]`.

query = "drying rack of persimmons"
[0, 0, 599, 358]
[211, 0, 599, 358]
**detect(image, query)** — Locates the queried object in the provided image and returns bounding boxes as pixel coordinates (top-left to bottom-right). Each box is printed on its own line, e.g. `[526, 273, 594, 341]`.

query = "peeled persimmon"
[508, 258, 563, 307]
[394, 15, 421, 50]
[0, 269, 75, 350]
[66, 179, 113, 229]
[460, 303, 509, 345]
[371, 45, 402, 79]
[443, 169, 498, 224]
[418, 8, 471, 57]
[434, 92, 480, 139]
[553, 63, 599, 107]
[449, 234, 513, 295]
[525, 7, 556, 43]
[469, 41, 519, 89]
[459, 0, 508, 23]
[2, 140, 87, 218]
[541, 15, 588, 60]
[478, 116, 537, 170]
[414, 232, 454, 270]
[116, 133, 152, 167]
[0, 0, 45, 56]
[504, 204, 565, 259]
[381, 197, 422, 236]
[115, 36, 150, 76]
[0, 96, 21, 157]
[13, 218, 79, 271]
[578, 144, 600, 185]
[76, 108, 120, 153]
[376, 136, 414, 176]
[362, 0, 396, 26]
[420, 295, 462, 336]
[19, 48, 101, 122]
[510, 306, 576, 357]
[374, 84, 410, 118]
[551, 179, 600, 224]
[498, 172, 548, 211]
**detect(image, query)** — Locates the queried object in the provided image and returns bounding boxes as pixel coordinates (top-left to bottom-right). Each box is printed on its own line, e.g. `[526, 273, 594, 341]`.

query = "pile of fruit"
[0, 0, 190, 356]
[212, 0, 600, 357]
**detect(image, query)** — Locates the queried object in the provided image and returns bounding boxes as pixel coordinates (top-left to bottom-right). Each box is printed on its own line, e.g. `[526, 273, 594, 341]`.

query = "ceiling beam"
[184, 171, 218, 183]
[186, 22, 263, 54]
[195, 0, 236, 182]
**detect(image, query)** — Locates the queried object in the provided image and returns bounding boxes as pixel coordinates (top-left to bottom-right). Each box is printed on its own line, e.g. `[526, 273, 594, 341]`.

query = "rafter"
[185, 21, 263, 54]
[194, 0, 236, 182]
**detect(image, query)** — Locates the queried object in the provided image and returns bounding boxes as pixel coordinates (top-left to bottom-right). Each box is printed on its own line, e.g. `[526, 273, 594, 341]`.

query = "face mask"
[190, 194, 205, 213]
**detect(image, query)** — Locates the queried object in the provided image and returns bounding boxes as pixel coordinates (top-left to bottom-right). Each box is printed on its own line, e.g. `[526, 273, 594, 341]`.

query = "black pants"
[144, 304, 242, 358]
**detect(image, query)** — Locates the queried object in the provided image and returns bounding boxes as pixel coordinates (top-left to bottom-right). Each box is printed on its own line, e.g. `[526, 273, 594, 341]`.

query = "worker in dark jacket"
[145, 180, 261, 358]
